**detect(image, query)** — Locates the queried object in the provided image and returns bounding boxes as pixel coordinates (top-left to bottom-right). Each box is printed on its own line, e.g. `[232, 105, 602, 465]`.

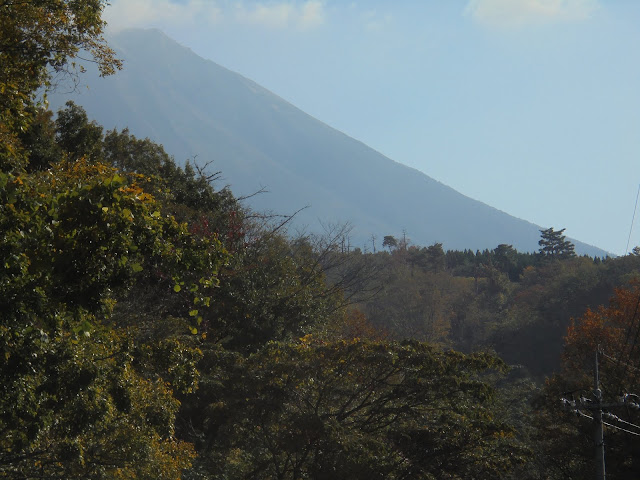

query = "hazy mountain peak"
[49, 28, 608, 256]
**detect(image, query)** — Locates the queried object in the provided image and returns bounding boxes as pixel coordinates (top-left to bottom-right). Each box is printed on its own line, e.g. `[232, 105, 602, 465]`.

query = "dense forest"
[2, 2, 640, 479]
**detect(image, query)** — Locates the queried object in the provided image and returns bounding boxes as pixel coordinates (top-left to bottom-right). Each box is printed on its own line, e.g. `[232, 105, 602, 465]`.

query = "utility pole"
[594, 349, 605, 480]
[561, 349, 640, 480]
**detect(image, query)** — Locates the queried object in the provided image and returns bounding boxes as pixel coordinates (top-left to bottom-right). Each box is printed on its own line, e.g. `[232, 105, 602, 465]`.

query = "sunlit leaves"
[0, 158, 226, 324]
[0, 0, 121, 173]
[0, 322, 195, 479]
[0, 156, 226, 477]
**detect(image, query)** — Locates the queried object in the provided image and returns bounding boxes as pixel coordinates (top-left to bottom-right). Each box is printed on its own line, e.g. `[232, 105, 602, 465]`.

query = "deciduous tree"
[187, 338, 528, 479]
[0, 0, 120, 171]
[536, 283, 640, 479]
[0, 159, 225, 478]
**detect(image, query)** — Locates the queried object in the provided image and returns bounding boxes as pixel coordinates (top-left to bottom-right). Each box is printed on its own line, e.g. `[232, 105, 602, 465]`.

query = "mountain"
[48, 28, 607, 256]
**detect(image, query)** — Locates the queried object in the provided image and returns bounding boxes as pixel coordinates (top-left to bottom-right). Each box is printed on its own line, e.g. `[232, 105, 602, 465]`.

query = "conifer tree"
[538, 227, 576, 259]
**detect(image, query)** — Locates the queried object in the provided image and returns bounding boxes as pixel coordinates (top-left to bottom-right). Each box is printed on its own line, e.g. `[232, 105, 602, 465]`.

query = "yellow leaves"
[121, 208, 133, 221]
[137, 192, 153, 203]
[131, 263, 143, 273]
[298, 334, 316, 351]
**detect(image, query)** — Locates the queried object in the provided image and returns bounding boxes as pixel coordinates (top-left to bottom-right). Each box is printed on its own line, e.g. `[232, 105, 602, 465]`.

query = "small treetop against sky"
[102, 0, 640, 255]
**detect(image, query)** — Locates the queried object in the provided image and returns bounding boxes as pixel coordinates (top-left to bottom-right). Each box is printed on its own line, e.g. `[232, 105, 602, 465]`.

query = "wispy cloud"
[465, 0, 599, 29]
[234, 1, 324, 30]
[299, 1, 325, 29]
[362, 9, 393, 32]
[104, 0, 324, 32]
[104, 0, 220, 30]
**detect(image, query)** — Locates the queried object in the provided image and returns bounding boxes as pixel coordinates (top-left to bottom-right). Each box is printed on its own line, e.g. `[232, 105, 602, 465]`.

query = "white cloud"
[235, 3, 294, 28]
[104, 0, 324, 32]
[362, 9, 392, 32]
[104, 0, 222, 30]
[465, 0, 599, 29]
[235, 1, 325, 30]
[299, 1, 325, 29]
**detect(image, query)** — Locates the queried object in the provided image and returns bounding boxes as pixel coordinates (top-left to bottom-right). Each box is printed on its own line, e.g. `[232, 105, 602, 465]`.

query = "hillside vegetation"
[2, 3, 640, 479]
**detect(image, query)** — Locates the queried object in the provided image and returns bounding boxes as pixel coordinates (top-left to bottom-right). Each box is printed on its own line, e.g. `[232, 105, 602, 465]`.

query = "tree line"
[2, 2, 640, 478]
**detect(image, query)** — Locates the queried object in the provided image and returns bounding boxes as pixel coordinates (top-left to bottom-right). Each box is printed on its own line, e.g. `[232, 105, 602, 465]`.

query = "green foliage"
[0, 158, 226, 477]
[55, 101, 105, 161]
[0, 323, 195, 479]
[1, 159, 224, 319]
[53, 104, 239, 229]
[204, 229, 340, 352]
[347, 239, 640, 381]
[6, 8, 640, 476]
[187, 338, 527, 479]
[538, 227, 576, 259]
[0, 0, 120, 172]
[19, 106, 63, 172]
[382, 235, 398, 250]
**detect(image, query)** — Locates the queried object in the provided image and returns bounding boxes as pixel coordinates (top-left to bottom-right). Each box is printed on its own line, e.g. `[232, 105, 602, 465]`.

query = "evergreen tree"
[382, 235, 398, 251]
[538, 227, 576, 259]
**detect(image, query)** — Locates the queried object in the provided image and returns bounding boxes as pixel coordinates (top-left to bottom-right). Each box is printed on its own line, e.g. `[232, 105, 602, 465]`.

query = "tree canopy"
[538, 227, 576, 259]
[5, 3, 640, 479]
[0, 0, 120, 171]
[0, 157, 224, 478]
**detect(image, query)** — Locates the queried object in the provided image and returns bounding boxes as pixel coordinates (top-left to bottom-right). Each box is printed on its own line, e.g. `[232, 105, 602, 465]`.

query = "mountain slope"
[48, 28, 606, 255]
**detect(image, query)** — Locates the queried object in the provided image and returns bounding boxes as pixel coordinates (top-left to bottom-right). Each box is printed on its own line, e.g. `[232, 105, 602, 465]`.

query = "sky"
[103, 0, 640, 255]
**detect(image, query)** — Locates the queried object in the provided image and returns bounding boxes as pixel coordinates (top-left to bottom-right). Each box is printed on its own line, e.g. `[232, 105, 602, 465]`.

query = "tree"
[55, 101, 105, 161]
[18, 106, 63, 172]
[425, 242, 446, 273]
[0, 0, 120, 171]
[186, 338, 528, 479]
[0, 159, 226, 477]
[198, 225, 342, 353]
[493, 243, 519, 280]
[382, 235, 398, 251]
[535, 283, 640, 479]
[538, 227, 576, 259]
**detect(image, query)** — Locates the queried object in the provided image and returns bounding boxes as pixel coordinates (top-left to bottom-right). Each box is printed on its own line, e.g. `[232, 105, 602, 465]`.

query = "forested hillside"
[344, 235, 640, 378]
[2, 2, 640, 479]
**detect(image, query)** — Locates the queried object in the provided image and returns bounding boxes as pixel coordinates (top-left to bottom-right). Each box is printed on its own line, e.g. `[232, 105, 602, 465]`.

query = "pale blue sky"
[104, 0, 640, 255]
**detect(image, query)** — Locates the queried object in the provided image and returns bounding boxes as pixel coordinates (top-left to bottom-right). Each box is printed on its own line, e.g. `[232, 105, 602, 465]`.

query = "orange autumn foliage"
[563, 282, 640, 388]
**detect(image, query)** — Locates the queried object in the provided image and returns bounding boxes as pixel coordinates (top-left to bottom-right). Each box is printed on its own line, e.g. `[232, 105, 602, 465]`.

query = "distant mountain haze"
[48, 28, 608, 256]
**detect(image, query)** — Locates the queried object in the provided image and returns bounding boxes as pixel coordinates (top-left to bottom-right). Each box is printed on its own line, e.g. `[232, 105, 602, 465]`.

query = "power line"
[567, 408, 640, 437]
[560, 350, 640, 480]
[626, 183, 640, 254]
[600, 352, 640, 374]
[602, 412, 640, 432]
[603, 421, 640, 437]
[566, 410, 640, 432]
